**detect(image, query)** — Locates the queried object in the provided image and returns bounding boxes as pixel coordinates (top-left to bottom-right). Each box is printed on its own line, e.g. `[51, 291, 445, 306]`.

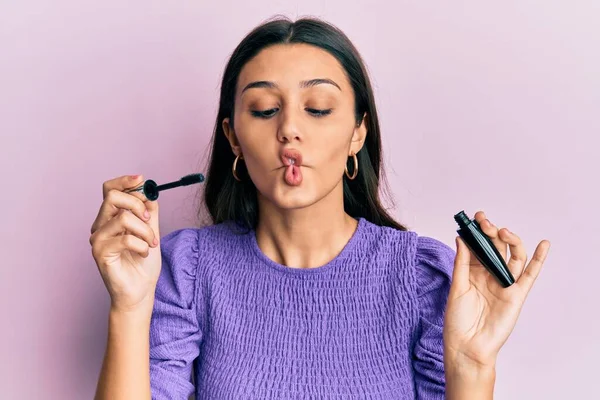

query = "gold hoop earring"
[232, 154, 243, 181]
[345, 153, 358, 180]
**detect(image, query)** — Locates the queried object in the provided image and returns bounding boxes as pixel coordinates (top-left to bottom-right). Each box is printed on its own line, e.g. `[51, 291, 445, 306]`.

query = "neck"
[255, 183, 359, 269]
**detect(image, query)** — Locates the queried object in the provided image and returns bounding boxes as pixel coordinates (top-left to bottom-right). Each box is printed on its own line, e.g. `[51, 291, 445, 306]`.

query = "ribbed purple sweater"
[149, 217, 455, 399]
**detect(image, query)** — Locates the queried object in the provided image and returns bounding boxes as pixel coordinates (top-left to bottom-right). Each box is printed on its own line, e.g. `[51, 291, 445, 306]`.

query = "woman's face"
[223, 43, 367, 210]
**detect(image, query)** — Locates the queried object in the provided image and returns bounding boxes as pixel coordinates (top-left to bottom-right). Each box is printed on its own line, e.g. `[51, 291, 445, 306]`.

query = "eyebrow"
[241, 78, 341, 94]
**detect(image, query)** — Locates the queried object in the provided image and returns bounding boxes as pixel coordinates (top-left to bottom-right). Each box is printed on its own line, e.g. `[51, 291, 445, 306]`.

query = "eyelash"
[250, 108, 332, 119]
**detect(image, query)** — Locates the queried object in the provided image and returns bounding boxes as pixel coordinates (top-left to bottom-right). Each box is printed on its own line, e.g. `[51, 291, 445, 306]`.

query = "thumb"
[451, 236, 471, 295]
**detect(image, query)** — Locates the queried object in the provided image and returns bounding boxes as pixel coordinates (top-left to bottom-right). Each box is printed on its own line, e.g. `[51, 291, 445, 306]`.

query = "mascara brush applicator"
[124, 173, 205, 201]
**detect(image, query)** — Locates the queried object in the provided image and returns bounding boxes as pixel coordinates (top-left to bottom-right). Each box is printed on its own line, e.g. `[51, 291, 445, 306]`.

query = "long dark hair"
[202, 16, 407, 232]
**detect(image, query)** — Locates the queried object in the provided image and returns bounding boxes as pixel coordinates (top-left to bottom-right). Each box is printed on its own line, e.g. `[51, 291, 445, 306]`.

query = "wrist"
[445, 350, 496, 400]
[109, 298, 154, 328]
[110, 292, 155, 317]
[445, 345, 497, 373]
[446, 360, 496, 382]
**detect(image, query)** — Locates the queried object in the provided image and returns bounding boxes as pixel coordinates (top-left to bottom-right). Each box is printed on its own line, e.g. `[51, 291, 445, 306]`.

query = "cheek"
[312, 124, 354, 170]
[240, 148, 275, 183]
[233, 126, 275, 169]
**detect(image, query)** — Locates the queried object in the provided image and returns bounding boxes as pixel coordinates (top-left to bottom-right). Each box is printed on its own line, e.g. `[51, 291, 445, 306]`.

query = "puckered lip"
[280, 148, 303, 167]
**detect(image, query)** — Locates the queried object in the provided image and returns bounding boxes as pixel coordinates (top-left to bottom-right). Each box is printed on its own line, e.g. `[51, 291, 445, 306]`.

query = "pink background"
[1, 1, 598, 398]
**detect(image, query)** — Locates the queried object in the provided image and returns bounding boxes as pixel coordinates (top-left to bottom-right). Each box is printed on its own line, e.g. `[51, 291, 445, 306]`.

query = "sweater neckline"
[247, 217, 366, 275]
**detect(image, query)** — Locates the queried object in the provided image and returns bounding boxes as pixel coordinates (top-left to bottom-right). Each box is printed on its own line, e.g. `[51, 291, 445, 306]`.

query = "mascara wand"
[124, 173, 205, 201]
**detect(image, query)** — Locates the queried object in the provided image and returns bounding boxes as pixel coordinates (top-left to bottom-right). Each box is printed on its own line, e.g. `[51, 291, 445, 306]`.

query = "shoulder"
[414, 235, 456, 281]
[358, 218, 455, 284]
[159, 221, 249, 270]
[160, 221, 245, 247]
[155, 222, 247, 306]
[412, 235, 456, 324]
[356, 218, 418, 260]
[415, 235, 456, 272]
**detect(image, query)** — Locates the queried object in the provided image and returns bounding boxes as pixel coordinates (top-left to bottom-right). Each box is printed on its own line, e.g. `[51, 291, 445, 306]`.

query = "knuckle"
[138, 240, 150, 257]
[89, 230, 102, 247]
[106, 189, 120, 202]
[137, 199, 147, 215]
[91, 241, 101, 259]
[118, 211, 130, 224]
[102, 181, 114, 198]
[121, 234, 134, 247]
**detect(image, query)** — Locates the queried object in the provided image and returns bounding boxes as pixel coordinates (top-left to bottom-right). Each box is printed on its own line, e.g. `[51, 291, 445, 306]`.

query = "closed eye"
[250, 108, 333, 119]
[250, 108, 279, 118]
[306, 108, 332, 117]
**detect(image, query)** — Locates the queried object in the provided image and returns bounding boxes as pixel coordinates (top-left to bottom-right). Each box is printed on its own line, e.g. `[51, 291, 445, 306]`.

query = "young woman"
[90, 16, 551, 399]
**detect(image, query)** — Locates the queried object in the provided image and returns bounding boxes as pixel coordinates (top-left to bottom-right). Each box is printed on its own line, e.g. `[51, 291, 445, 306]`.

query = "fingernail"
[143, 210, 150, 220]
[130, 174, 140, 179]
[153, 238, 158, 246]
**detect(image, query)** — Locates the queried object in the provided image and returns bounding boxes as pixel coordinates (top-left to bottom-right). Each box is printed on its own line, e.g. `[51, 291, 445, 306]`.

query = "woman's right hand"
[89, 175, 162, 314]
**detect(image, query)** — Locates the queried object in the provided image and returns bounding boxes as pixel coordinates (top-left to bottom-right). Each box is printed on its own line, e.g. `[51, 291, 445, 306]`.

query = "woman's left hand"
[443, 210, 552, 370]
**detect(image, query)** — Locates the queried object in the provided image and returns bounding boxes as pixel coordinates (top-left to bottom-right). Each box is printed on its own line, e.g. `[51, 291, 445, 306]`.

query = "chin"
[254, 179, 322, 210]
[270, 185, 321, 210]
[253, 169, 342, 211]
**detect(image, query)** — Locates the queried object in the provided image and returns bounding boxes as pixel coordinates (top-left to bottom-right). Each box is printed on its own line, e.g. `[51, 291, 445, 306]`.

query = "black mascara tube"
[454, 210, 515, 288]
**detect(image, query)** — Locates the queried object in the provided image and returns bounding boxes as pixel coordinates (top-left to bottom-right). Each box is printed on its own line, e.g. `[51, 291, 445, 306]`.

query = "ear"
[350, 112, 368, 155]
[222, 117, 242, 156]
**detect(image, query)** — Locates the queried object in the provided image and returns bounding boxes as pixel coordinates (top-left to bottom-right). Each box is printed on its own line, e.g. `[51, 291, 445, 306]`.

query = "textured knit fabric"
[149, 217, 456, 399]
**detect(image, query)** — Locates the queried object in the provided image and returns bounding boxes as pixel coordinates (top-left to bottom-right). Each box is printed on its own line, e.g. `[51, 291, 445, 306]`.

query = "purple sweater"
[149, 217, 455, 399]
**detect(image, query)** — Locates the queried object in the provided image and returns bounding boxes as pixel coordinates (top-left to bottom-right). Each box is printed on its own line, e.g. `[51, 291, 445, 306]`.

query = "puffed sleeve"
[149, 228, 203, 399]
[412, 235, 456, 399]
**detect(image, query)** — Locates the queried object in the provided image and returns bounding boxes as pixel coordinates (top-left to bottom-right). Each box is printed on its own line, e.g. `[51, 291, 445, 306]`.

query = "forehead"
[237, 43, 349, 91]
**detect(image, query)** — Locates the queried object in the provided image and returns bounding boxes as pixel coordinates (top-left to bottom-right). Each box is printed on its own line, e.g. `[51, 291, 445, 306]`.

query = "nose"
[277, 107, 302, 143]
